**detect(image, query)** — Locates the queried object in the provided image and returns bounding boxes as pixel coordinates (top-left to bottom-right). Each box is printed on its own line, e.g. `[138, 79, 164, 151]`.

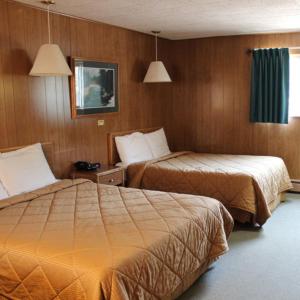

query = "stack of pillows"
[115, 128, 171, 166]
[0, 143, 57, 200]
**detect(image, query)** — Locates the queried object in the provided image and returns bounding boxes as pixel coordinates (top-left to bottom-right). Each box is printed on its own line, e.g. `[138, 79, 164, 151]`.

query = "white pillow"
[0, 181, 8, 200]
[115, 132, 153, 165]
[144, 128, 171, 158]
[0, 143, 57, 196]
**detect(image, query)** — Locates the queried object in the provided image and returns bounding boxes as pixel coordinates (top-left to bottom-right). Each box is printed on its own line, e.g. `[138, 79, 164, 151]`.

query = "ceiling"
[16, 0, 300, 40]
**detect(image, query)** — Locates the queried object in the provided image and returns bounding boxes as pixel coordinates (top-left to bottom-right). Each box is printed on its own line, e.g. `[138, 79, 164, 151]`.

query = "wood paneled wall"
[165, 33, 300, 178]
[0, 0, 171, 177]
[2, 0, 300, 179]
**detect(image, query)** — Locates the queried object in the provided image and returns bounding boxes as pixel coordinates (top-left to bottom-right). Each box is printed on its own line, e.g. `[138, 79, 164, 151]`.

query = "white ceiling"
[16, 0, 300, 40]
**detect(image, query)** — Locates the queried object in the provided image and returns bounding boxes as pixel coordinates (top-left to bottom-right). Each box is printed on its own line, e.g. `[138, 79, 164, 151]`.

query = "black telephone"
[74, 161, 101, 171]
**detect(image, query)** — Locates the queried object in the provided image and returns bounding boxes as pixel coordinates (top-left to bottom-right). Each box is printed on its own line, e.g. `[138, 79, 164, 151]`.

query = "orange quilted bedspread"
[0, 179, 233, 299]
[127, 152, 292, 225]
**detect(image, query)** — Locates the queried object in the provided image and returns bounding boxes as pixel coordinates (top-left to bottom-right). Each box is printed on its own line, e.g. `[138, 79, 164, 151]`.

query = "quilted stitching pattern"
[0, 180, 233, 299]
[128, 152, 292, 225]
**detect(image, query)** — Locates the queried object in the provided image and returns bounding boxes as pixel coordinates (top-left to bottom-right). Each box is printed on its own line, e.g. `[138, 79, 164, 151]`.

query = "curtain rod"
[248, 46, 300, 53]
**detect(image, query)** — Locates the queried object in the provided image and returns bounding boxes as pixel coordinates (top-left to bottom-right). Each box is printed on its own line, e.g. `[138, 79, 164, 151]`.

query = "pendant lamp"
[29, 0, 72, 76]
[143, 31, 172, 83]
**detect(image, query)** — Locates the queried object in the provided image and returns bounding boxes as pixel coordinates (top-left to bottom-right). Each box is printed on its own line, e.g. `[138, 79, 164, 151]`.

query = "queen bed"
[108, 127, 293, 225]
[0, 143, 233, 299]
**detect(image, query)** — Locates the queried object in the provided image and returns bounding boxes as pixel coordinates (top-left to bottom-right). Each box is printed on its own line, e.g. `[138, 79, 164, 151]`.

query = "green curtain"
[250, 48, 289, 124]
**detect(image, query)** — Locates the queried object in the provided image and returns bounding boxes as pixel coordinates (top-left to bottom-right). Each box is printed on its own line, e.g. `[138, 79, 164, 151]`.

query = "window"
[289, 54, 300, 117]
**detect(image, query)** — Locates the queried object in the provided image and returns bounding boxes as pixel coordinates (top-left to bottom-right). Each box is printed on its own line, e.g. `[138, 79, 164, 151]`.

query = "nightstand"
[71, 165, 125, 186]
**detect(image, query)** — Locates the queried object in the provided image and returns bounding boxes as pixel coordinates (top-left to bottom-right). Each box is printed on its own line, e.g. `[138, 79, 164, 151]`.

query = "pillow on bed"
[0, 182, 8, 200]
[115, 132, 153, 165]
[0, 143, 57, 197]
[144, 128, 171, 158]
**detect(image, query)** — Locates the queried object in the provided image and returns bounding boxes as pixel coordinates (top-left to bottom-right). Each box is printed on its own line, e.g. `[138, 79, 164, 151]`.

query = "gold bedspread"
[127, 152, 292, 225]
[0, 179, 233, 299]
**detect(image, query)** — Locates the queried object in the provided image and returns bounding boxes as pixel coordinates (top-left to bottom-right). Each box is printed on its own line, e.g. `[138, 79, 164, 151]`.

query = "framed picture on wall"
[70, 57, 119, 119]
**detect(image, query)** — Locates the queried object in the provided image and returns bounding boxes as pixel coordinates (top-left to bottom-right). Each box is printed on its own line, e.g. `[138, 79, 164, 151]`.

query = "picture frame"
[70, 57, 119, 119]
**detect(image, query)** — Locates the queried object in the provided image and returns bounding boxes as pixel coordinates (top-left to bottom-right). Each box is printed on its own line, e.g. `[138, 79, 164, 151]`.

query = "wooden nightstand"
[71, 165, 125, 186]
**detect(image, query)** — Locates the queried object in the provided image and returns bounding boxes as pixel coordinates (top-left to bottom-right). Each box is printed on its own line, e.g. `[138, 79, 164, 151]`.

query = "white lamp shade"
[143, 61, 171, 83]
[29, 44, 72, 76]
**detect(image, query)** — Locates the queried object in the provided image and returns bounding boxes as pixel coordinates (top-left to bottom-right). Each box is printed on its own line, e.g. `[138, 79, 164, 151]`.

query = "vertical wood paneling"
[0, 0, 171, 177]
[0, 2, 18, 147]
[222, 36, 236, 154]
[0, 0, 9, 148]
[197, 39, 213, 153]
[8, 3, 33, 145]
[3, 0, 300, 179]
[167, 32, 300, 178]
[210, 38, 225, 153]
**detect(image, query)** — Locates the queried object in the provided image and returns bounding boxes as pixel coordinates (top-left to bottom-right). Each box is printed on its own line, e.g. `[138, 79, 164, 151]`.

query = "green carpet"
[180, 194, 300, 300]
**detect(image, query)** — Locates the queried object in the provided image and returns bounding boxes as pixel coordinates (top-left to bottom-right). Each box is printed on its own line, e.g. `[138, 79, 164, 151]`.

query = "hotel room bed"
[109, 128, 293, 226]
[0, 179, 233, 299]
[126, 152, 292, 225]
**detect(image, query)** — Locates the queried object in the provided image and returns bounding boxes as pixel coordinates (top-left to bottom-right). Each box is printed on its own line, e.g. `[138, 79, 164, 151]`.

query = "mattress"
[0, 179, 233, 299]
[127, 152, 293, 225]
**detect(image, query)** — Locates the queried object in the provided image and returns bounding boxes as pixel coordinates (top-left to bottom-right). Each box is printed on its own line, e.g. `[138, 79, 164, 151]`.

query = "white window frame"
[289, 54, 300, 117]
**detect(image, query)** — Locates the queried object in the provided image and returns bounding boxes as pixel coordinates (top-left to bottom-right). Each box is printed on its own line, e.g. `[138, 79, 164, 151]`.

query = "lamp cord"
[47, 4, 51, 44]
[155, 32, 158, 61]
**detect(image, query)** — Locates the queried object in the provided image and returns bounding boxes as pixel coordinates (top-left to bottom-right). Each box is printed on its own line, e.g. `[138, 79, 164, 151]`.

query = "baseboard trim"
[290, 180, 300, 193]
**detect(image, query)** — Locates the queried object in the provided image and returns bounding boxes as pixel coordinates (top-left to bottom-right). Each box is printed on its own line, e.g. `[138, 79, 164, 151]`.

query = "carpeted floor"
[180, 193, 300, 300]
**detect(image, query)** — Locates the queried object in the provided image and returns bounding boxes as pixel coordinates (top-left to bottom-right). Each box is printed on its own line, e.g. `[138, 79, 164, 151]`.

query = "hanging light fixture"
[143, 31, 172, 83]
[29, 0, 72, 76]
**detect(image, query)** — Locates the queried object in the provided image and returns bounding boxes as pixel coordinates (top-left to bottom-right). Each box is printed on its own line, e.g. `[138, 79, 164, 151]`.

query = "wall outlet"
[97, 120, 105, 126]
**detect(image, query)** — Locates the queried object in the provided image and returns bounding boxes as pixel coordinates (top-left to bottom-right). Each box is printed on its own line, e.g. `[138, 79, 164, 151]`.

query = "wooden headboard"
[0, 142, 54, 170]
[107, 127, 161, 165]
